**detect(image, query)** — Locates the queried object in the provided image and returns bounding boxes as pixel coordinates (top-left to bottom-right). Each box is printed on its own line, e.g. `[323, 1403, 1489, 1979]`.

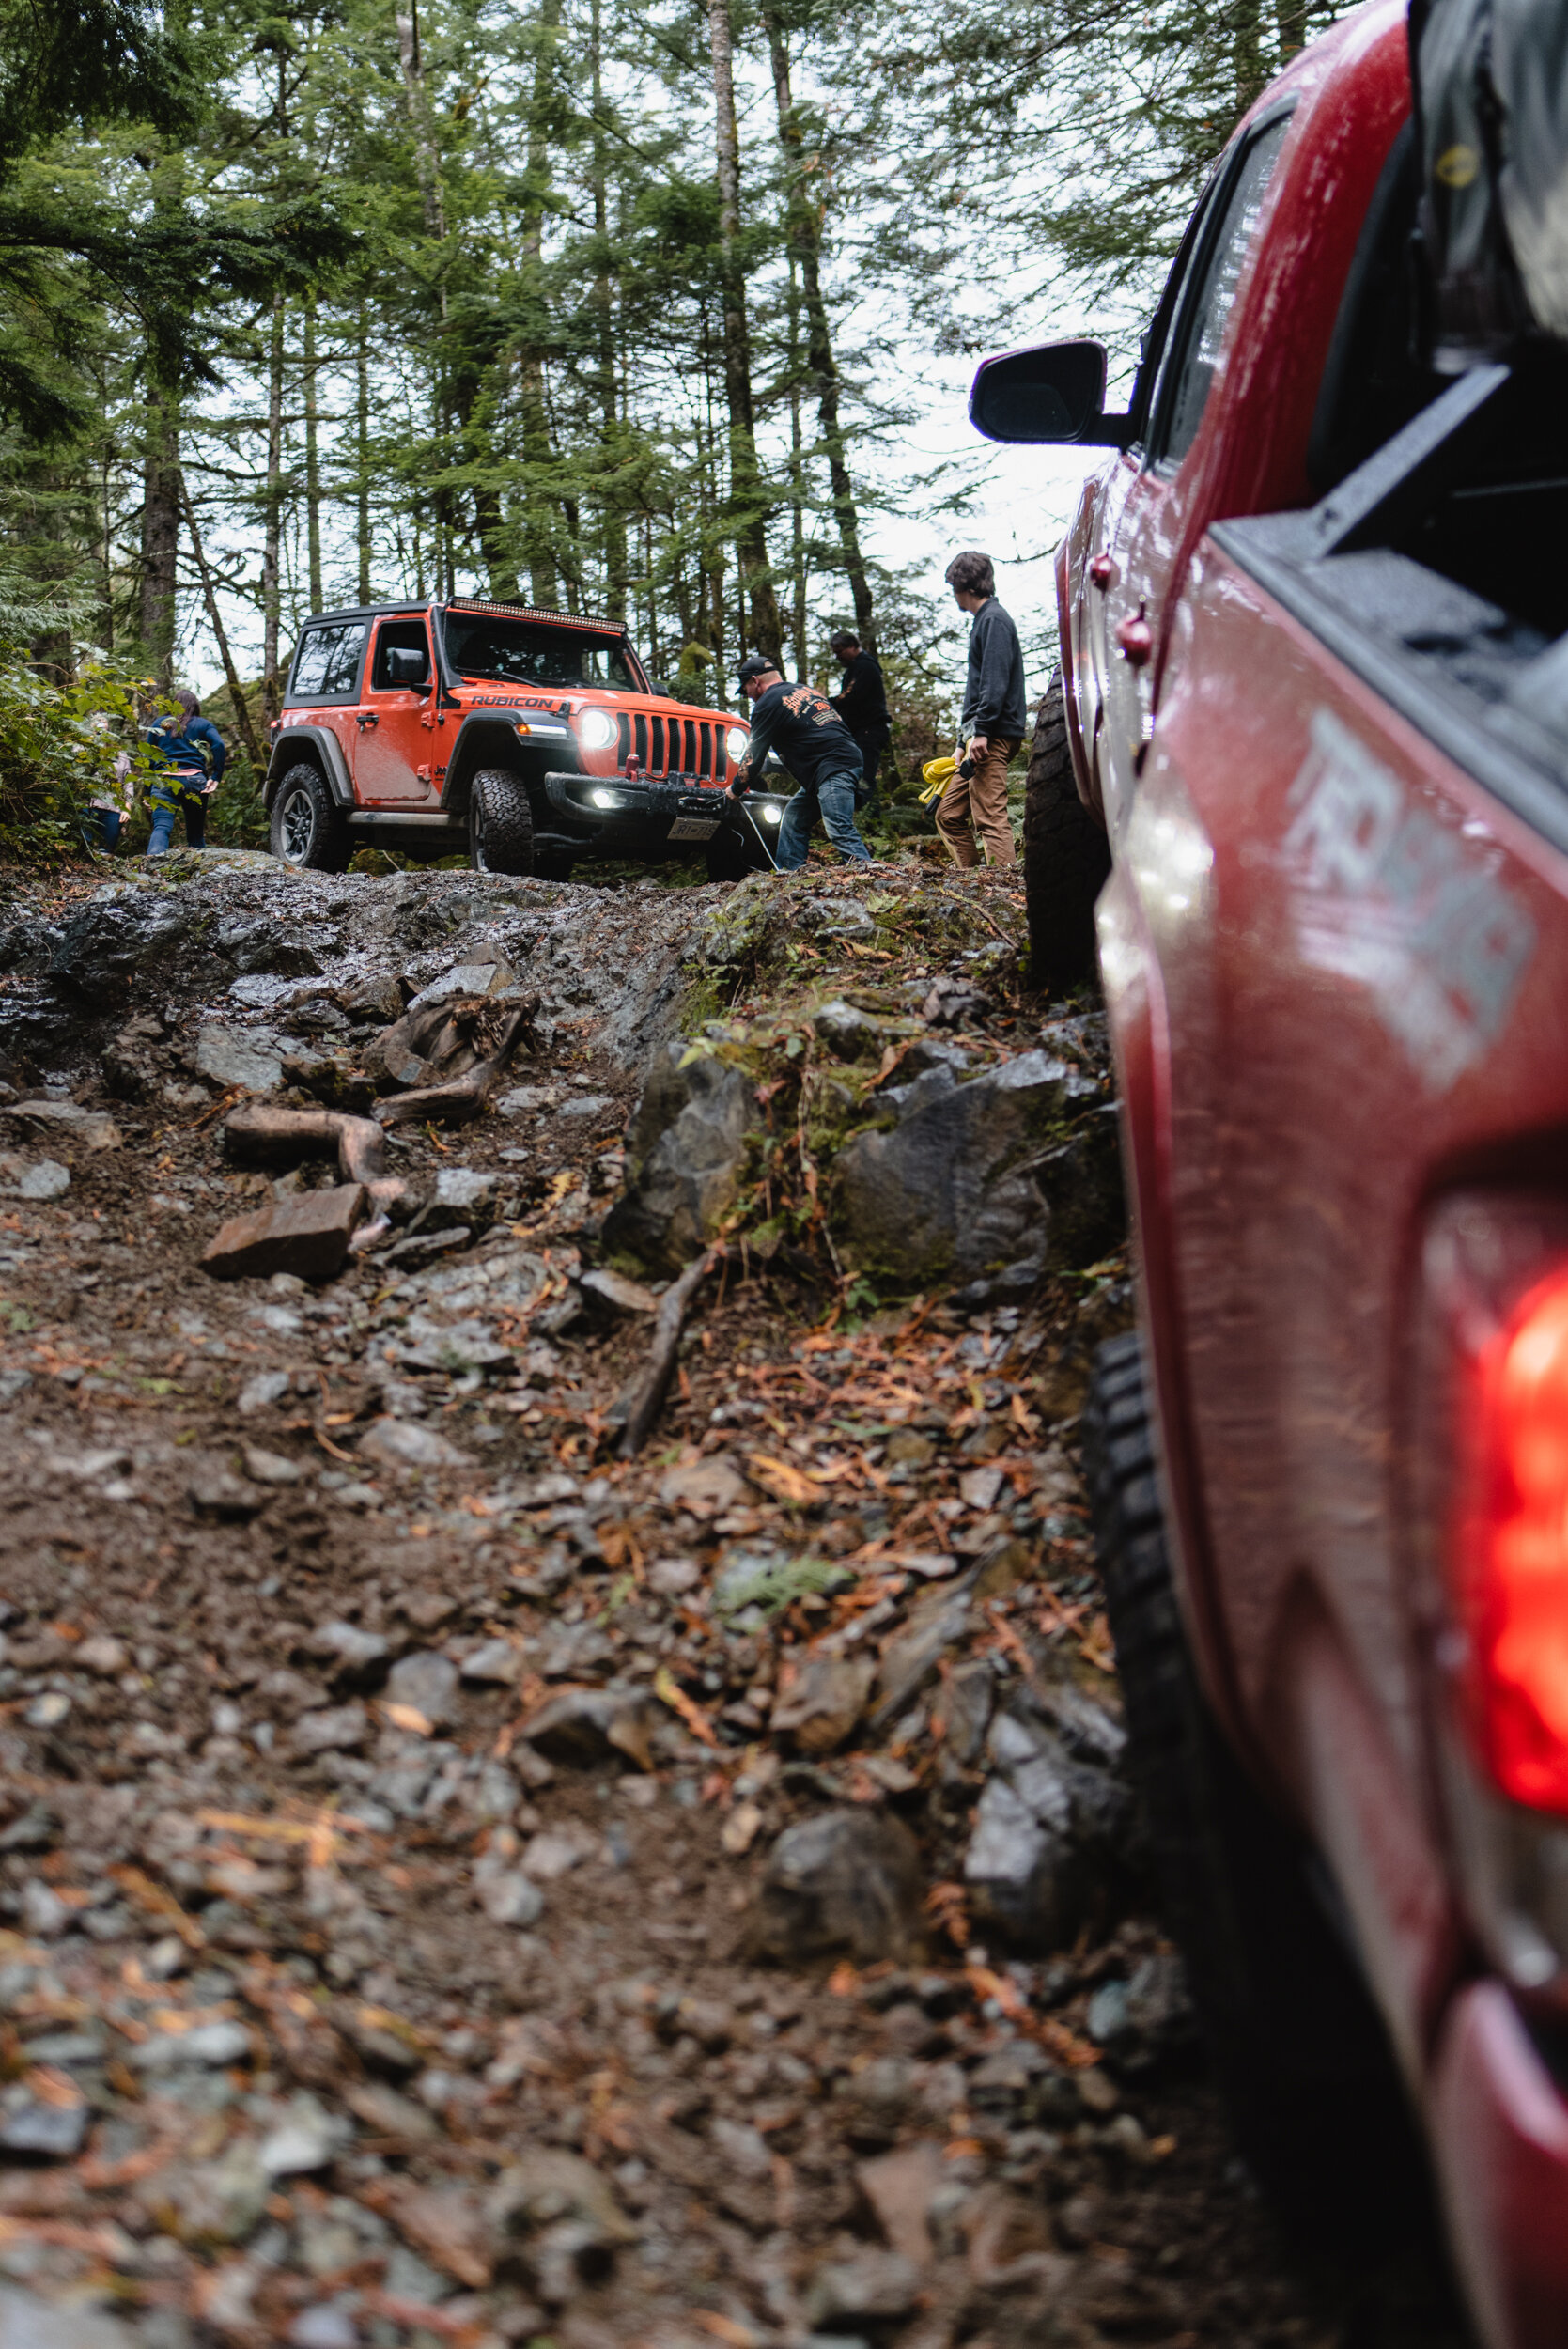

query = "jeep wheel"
[469, 769, 535, 876]
[270, 764, 349, 874]
[1023, 672, 1110, 995]
[1082, 1330, 1426, 2237]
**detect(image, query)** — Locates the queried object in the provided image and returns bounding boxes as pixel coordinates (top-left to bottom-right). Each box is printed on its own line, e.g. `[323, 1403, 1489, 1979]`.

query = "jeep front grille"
[614, 712, 719, 780]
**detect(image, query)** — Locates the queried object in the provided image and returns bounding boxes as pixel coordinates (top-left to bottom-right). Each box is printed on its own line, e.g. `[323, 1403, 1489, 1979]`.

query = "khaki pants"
[936, 738, 1019, 867]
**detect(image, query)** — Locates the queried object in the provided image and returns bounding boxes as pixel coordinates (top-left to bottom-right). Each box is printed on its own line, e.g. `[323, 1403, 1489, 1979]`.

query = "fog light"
[590, 787, 622, 810]
[760, 802, 782, 825]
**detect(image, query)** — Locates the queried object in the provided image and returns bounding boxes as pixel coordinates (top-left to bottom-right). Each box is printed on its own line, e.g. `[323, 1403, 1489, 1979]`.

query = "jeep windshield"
[442, 613, 638, 691]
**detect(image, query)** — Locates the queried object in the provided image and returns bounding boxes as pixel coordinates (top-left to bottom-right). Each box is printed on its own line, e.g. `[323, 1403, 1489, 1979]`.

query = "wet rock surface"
[0, 856, 1464, 2346]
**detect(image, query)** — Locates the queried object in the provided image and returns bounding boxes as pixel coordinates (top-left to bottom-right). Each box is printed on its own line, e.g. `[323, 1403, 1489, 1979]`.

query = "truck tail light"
[1423, 1194, 1568, 1998]
[1456, 1264, 1568, 1816]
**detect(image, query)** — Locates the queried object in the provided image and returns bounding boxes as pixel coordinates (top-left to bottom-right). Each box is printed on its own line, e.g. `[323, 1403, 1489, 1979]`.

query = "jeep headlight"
[576, 708, 617, 751]
[725, 725, 749, 764]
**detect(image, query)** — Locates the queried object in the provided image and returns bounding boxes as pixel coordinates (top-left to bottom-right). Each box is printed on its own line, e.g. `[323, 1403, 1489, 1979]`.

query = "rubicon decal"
[1281, 708, 1535, 1091]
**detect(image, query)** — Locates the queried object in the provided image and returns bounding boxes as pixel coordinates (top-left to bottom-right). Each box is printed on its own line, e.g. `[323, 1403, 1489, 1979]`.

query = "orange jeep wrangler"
[263, 599, 773, 881]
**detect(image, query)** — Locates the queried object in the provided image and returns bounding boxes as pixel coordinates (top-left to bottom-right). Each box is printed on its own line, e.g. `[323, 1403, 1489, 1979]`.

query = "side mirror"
[969, 338, 1131, 447]
[385, 646, 430, 687]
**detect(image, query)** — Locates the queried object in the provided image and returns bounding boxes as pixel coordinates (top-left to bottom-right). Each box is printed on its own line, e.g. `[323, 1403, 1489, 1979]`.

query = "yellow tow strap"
[919, 755, 957, 807]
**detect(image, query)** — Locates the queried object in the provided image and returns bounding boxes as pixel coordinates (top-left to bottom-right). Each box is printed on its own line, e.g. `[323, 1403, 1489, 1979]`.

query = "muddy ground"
[0, 849, 1468, 2349]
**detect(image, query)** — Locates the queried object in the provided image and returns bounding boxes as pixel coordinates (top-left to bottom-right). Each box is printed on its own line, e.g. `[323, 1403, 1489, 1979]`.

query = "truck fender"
[441, 712, 578, 819]
[265, 725, 352, 811]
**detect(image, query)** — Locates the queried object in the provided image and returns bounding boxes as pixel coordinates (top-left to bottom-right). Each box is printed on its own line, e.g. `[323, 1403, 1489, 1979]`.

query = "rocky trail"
[0, 851, 1465, 2349]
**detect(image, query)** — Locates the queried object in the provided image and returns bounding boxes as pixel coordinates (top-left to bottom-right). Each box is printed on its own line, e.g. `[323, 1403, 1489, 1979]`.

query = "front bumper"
[1432, 1982, 1568, 2347]
[540, 770, 786, 855]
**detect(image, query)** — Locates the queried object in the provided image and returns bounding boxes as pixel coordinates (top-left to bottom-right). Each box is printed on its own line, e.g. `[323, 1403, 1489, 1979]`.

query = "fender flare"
[441, 712, 579, 818]
[265, 726, 352, 811]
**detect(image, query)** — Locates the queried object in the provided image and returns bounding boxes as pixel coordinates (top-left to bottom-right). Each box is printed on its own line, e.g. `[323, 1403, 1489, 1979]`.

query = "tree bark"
[303, 295, 322, 614]
[786, 257, 807, 677]
[356, 305, 372, 605]
[706, 0, 781, 666]
[179, 471, 267, 773]
[590, 0, 627, 625]
[261, 291, 285, 722]
[761, 7, 875, 653]
[520, 0, 564, 608]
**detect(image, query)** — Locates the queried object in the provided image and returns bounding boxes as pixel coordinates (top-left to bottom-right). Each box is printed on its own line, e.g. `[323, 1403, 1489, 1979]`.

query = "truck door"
[353, 616, 437, 803]
[1099, 113, 1291, 836]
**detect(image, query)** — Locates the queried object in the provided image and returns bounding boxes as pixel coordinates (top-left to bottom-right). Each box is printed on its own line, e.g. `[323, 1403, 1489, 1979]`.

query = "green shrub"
[0, 646, 150, 863]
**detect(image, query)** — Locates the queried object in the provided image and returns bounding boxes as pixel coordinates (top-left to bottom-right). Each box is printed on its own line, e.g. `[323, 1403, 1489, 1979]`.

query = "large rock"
[47, 893, 205, 1002]
[600, 1041, 753, 1272]
[750, 1809, 924, 1964]
[834, 1050, 1112, 1285]
[963, 1700, 1134, 1947]
[201, 1185, 365, 1282]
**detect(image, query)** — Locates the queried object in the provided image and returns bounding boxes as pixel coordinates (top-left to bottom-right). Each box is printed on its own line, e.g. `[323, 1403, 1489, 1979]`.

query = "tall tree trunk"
[356, 305, 372, 604]
[706, 0, 781, 666]
[139, 153, 182, 684]
[303, 295, 322, 614]
[786, 257, 807, 677]
[519, 0, 564, 608]
[762, 7, 875, 653]
[397, 4, 454, 601]
[179, 472, 267, 773]
[261, 292, 285, 721]
[589, 0, 628, 625]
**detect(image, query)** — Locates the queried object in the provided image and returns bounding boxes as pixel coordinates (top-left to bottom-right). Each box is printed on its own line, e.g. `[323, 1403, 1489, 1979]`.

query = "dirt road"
[0, 853, 1467, 2348]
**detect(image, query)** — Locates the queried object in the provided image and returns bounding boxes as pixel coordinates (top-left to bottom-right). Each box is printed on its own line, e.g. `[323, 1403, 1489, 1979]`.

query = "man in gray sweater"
[940, 550, 1027, 867]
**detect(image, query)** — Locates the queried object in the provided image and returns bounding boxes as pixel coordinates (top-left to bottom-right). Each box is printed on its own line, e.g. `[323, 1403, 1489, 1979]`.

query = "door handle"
[356, 711, 379, 729]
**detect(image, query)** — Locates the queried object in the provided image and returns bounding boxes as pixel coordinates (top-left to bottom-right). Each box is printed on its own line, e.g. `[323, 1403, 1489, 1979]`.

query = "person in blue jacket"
[145, 688, 226, 853]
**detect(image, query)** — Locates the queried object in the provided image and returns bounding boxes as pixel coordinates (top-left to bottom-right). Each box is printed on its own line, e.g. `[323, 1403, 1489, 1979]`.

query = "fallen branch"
[223, 1101, 386, 1186]
[611, 1244, 726, 1458]
[371, 999, 538, 1128]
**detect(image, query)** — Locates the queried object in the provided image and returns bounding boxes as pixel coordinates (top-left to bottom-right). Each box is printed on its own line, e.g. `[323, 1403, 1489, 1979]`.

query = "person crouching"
[145, 688, 227, 854]
[728, 655, 872, 869]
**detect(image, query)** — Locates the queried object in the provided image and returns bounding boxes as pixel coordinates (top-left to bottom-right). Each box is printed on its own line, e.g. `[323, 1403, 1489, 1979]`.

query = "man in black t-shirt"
[828, 630, 892, 809]
[729, 655, 872, 868]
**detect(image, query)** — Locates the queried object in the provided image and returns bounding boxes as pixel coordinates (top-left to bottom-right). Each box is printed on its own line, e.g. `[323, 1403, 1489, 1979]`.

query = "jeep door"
[353, 617, 437, 803]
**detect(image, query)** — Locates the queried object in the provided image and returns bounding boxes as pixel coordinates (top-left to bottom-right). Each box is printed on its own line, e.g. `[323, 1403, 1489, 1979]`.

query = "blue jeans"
[776, 769, 872, 871]
[87, 807, 120, 852]
[148, 798, 207, 853]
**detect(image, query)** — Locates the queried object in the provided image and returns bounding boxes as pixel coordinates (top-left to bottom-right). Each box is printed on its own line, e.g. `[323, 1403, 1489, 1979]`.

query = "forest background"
[0, 0, 1347, 852]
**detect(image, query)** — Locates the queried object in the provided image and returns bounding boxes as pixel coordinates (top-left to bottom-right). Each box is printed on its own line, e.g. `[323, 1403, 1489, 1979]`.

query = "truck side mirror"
[385, 646, 430, 687]
[969, 338, 1131, 448]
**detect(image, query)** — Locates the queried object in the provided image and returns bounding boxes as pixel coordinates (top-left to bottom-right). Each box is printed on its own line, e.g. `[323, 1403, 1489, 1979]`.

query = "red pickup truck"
[973, 5, 1568, 2340]
[264, 599, 767, 880]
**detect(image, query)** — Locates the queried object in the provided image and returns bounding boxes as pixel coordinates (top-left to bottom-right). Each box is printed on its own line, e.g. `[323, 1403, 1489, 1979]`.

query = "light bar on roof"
[442, 599, 623, 633]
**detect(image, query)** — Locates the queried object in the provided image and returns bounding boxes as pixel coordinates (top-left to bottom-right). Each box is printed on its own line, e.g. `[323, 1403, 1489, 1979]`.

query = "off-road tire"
[469, 769, 535, 876]
[1082, 1329, 1425, 2237]
[1023, 672, 1110, 995]
[270, 763, 349, 874]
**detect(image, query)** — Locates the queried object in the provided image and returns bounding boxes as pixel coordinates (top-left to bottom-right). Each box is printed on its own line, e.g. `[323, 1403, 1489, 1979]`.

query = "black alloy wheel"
[270, 764, 349, 874]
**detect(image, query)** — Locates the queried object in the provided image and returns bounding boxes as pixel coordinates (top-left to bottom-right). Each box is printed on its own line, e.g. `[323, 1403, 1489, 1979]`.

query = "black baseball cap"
[736, 653, 775, 687]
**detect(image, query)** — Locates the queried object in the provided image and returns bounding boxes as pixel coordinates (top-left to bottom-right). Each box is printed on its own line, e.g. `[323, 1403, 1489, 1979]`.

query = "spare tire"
[1022, 673, 1110, 996]
[469, 770, 535, 876]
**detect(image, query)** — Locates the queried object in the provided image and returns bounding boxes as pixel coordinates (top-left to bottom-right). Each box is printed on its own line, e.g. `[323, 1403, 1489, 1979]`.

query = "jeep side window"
[1156, 114, 1291, 470]
[292, 620, 367, 701]
[371, 619, 430, 688]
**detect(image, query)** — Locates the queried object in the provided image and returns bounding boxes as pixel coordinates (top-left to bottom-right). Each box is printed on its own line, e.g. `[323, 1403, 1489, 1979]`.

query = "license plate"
[666, 816, 718, 842]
